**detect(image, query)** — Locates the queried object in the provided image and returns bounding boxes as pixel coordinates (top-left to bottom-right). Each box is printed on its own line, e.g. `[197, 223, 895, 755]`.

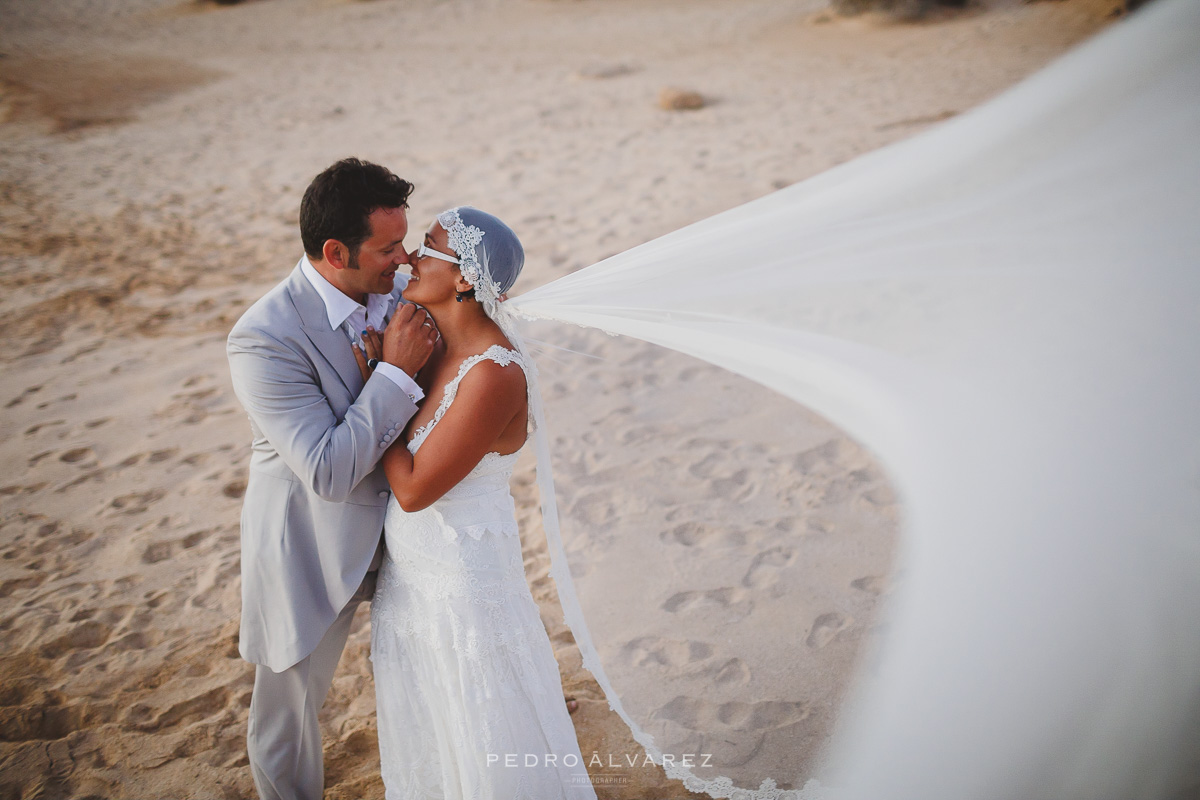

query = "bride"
[355, 207, 597, 800]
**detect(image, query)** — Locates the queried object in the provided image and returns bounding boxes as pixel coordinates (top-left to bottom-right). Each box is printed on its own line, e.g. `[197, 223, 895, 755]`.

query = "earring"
[455, 291, 464, 303]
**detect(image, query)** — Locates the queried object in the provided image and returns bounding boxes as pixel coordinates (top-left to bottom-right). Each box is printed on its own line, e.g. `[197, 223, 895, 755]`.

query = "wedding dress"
[370, 344, 597, 800]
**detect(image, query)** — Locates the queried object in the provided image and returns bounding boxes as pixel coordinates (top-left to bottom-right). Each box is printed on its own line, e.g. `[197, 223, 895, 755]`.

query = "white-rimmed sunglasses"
[416, 243, 460, 265]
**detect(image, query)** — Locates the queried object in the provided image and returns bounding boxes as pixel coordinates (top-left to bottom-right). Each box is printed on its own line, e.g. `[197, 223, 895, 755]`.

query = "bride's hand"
[352, 328, 386, 383]
[352, 343, 371, 383]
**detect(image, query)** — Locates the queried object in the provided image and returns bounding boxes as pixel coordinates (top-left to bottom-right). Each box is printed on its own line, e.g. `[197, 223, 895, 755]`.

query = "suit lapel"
[287, 266, 365, 397]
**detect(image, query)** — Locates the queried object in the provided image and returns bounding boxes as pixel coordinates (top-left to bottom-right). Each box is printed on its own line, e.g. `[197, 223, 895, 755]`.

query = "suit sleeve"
[227, 325, 418, 503]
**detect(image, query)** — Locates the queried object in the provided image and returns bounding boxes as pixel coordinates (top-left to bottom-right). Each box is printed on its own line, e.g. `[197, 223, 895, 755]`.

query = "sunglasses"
[416, 243, 460, 265]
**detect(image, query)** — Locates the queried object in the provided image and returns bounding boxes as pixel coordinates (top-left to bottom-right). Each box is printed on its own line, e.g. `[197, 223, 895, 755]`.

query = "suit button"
[387, 426, 397, 435]
[378, 491, 388, 499]
[383, 434, 392, 443]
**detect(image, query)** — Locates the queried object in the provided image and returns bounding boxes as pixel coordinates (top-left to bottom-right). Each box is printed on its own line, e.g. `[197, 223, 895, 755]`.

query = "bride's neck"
[425, 302, 497, 355]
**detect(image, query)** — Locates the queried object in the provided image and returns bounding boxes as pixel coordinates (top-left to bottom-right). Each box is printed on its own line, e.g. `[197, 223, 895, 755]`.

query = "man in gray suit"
[227, 158, 438, 800]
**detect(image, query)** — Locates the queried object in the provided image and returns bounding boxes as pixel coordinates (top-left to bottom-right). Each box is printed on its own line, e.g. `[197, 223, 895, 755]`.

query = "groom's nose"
[394, 247, 411, 266]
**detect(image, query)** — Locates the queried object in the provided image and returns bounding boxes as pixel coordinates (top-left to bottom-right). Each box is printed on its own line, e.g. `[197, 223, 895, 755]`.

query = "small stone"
[658, 88, 705, 111]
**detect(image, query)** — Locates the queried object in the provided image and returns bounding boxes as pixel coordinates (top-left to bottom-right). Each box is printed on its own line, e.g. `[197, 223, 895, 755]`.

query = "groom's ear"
[322, 239, 349, 270]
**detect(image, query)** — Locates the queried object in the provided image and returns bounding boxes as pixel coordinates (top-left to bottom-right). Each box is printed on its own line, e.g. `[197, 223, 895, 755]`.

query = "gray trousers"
[247, 568, 377, 800]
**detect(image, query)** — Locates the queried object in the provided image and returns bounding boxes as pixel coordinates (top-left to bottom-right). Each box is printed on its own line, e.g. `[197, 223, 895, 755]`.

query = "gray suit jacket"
[227, 264, 417, 672]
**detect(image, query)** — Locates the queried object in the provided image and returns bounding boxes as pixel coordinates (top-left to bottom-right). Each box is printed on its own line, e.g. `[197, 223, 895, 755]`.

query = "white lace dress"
[370, 346, 597, 800]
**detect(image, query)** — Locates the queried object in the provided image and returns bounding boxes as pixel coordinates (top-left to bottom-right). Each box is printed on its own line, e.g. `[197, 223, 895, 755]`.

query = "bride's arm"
[382, 360, 526, 512]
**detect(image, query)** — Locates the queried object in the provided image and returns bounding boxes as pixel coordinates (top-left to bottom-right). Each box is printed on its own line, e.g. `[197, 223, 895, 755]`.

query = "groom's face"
[344, 206, 411, 296]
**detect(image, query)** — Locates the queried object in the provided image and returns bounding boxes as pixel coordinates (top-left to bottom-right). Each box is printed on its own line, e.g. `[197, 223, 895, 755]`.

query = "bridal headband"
[436, 207, 525, 312]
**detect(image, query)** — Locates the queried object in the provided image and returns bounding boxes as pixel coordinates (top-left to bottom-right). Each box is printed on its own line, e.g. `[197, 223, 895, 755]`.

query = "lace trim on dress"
[408, 344, 525, 455]
[399, 345, 528, 542]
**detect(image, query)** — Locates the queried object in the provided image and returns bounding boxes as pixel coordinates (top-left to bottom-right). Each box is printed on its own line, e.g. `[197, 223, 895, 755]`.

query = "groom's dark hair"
[300, 158, 414, 260]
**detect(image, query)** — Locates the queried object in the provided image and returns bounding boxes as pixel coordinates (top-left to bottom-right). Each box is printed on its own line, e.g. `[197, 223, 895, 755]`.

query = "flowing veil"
[505, 0, 1200, 797]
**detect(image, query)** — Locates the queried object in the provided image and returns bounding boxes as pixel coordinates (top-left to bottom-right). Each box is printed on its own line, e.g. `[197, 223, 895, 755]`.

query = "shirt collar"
[299, 255, 370, 331]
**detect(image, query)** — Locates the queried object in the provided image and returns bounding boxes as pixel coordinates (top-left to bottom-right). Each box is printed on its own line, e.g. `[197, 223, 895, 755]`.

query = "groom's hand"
[382, 304, 438, 378]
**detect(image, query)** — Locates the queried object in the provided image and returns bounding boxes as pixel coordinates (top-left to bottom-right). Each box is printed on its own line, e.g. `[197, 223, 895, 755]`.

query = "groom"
[226, 158, 437, 800]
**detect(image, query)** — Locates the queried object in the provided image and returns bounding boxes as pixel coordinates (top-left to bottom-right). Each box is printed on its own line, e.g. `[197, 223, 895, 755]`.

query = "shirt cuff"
[374, 362, 425, 403]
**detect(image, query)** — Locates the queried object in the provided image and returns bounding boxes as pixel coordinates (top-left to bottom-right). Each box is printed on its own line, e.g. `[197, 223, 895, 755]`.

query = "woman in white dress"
[359, 207, 597, 800]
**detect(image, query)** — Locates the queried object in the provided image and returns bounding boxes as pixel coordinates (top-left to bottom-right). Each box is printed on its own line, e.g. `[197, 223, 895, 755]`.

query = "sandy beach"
[0, 0, 1120, 797]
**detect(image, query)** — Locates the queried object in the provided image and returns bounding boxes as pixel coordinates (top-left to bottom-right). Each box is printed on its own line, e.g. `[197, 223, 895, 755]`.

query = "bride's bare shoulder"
[466, 353, 526, 393]
[449, 350, 524, 408]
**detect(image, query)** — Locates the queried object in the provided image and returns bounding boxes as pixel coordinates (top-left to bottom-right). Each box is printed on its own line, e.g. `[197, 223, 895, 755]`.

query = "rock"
[658, 88, 705, 112]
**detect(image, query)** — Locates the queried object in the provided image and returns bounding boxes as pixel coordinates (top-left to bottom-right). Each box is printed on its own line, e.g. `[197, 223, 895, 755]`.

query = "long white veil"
[509, 0, 1200, 797]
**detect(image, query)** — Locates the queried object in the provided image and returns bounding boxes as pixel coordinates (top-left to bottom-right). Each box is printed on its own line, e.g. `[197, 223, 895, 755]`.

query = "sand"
[0, 0, 1120, 797]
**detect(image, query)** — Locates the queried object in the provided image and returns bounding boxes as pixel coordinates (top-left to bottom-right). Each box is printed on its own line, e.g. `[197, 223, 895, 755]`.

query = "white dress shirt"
[299, 256, 424, 403]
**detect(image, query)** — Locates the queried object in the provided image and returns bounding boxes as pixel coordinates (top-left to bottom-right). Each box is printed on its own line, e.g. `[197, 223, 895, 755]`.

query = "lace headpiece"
[436, 207, 521, 313]
[434, 205, 533, 419]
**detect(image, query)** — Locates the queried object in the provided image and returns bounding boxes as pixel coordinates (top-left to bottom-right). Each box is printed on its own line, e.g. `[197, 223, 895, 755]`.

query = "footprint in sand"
[806, 611, 854, 649]
[58, 447, 94, 464]
[618, 636, 713, 669]
[792, 438, 857, 476]
[112, 448, 177, 471]
[711, 657, 752, 687]
[656, 695, 810, 732]
[5, 384, 43, 409]
[618, 424, 667, 446]
[851, 575, 887, 595]
[741, 546, 797, 589]
[105, 489, 165, 516]
[56, 448, 181, 493]
[660, 521, 752, 549]
[2, 697, 95, 742]
[863, 485, 896, 506]
[35, 392, 77, 410]
[686, 454, 756, 502]
[0, 481, 47, 496]
[39, 620, 112, 659]
[158, 377, 233, 425]
[32, 526, 93, 555]
[688, 452, 723, 480]
[0, 574, 48, 599]
[141, 528, 214, 564]
[661, 586, 754, 618]
[568, 492, 616, 526]
[24, 420, 65, 436]
[191, 546, 241, 610]
[57, 469, 107, 492]
[109, 629, 161, 652]
[123, 686, 231, 733]
[27, 449, 55, 466]
[143, 589, 170, 609]
[147, 448, 177, 464]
